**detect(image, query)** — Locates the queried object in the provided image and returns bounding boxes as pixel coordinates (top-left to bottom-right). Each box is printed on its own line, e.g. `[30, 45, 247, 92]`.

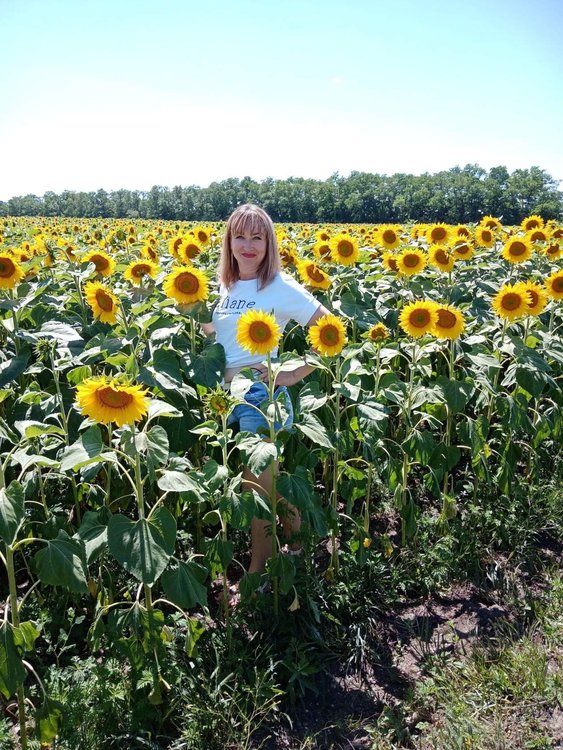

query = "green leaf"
[34, 531, 88, 593]
[298, 382, 327, 412]
[403, 430, 439, 466]
[190, 343, 226, 387]
[161, 560, 208, 609]
[108, 507, 176, 585]
[0, 621, 27, 699]
[236, 435, 278, 475]
[152, 348, 183, 388]
[295, 413, 334, 449]
[66, 365, 93, 386]
[157, 470, 206, 501]
[36, 697, 64, 744]
[204, 537, 234, 574]
[74, 508, 109, 564]
[59, 426, 107, 472]
[277, 466, 314, 510]
[0, 480, 25, 545]
[268, 553, 295, 594]
[435, 376, 473, 414]
[14, 420, 66, 439]
[147, 398, 182, 421]
[0, 349, 30, 388]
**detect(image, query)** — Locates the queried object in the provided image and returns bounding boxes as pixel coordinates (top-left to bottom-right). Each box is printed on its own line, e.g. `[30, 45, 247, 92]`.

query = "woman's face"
[230, 227, 267, 280]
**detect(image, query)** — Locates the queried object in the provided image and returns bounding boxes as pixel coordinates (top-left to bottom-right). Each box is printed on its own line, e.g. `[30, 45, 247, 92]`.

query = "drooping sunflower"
[544, 270, 563, 300]
[75, 376, 149, 427]
[521, 281, 548, 316]
[426, 224, 450, 246]
[399, 300, 438, 338]
[365, 322, 389, 343]
[502, 235, 533, 264]
[84, 282, 119, 323]
[308, 313, 347, 356]
[491, 283, 531, 321]
[141, 243, 159, 262]
[312, 241, 332, 262]
[177, 237, 203, 263]
[296, 259, 332, 289]
[381, 252, 399, 273]
[0, 253, 25, 289]
[475, 226, 496, 248]
[82, 249, 116, 277]
[162, 266, 209, 304]
[236, 309, 281, 356]
[279, 247, 297, 267]
[432, 304, 465, 339]
[124, 259, 159, 285]
[451, 239, 475, 260]
[396, 248, 427, 276]
[544, 242, 562, 260]
[329, 233, 359, 266]
[377, 225, 402, 250]
[428, 245, 455, 273]
[521, 215, 544, 232]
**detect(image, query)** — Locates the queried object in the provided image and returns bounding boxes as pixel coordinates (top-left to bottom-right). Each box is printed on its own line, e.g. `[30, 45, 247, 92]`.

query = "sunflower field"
[0, 214, 562, 748]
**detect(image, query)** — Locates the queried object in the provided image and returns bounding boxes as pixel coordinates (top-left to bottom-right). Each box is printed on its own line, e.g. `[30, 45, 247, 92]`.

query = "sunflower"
[521, 281, 548, 316]
[399, 300, 438, 338]
[428, 245, 455, 273]
[315, 229, 331, 243]
[381, 252, 399, 273]
[296, 259, 332, 289]
[141, 243, 159, 262]
[169, 235, 185, 258]
[308, 313, 347, 356]
[426, 224, 450, 246]
[491, 283, 531, 321]
[279, 247, 297, 267]
[432, 304, 465, 339]
[124, 259, 159, 285]
[454, 224, 471, 238]
[192, 225, 212, 246]
[526, 228, 549, 244]
[204, 387, 235, 417]
[177, 237, 203, 262]
[396, 248, 427, 276]
[75, 376, 149, 427]
[544, 270, 563, 300]
[0, 253, 25, 289]
[236, 309, 281, 356]
[479, 216, 503, 231]
[329, 233, 359, 265]
[312, 241, 332, 262]
[84, 282, 120, 323]
[475, 226, 496, 248]
[163, 266, 209, 304]
[521, 215, 544, 232]
[82, 249, 116, 277]
[365, 323, 389, 343]
[377, 225, 402, 250]
[544, 242, 562, 260]
[451, 239, 475, 260]
[502, 235, 533, 263]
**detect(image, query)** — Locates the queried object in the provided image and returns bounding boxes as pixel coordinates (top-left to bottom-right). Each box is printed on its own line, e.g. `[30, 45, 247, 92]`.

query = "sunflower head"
[234, 309, 280, 357]
[0, 253, 25, 289]
[204, 387, 235, 418]
[475, 226, 496, 248]
[451, 239, 475, 260]
[521, 215, 544, 232]
[491, 283, 531, 321]
[502, 236, 533, 264]
[365, 323, 389, 343]
[329, 233, 359, 265]
[544, 270, 563, 300]
[163, 266, 209, 305]
[479, 216, 502, 231]
[426, 224, 450, 246]
[377, 225, 402, 250]
[308, 313, 347, 356]
[396, 248, 426, 276]
[521, 281, 548, 316]
[83, 249, 116, 277]
[312, 241, 332, 262]
[544, 242, 562, 259]
[75, 376, 149, 427]
[84, 281, 119, 324]
[296, 259, 332, 289]
[433, 304, 465, 339]
[178, 238, 203, 262]
[399, 300, 438, 338]
[381, 252, 399, 273]
[124, 259, 159, 285]
[428, 245, 455, 273]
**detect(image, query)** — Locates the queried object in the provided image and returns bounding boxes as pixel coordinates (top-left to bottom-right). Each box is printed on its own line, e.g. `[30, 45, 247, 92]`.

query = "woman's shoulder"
[271, 271, 307, 292]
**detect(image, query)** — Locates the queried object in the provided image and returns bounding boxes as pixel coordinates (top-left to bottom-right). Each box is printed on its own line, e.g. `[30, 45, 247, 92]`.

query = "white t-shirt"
[212, 272, 321, 368]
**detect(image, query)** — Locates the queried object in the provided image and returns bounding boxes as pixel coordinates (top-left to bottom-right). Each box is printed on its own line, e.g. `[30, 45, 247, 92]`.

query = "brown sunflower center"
[409, 309, 431, 328]
[527, 290, 539, 306]
[197, 231, 208, 243]
[145, 246, 158, 260]
[337, 240, 354, 257]
[435, 249, 450, 265]
[307, 266, 325, 282]
[501, 293, 523, 311]
[530, 231, 546, 242]
[369, 326, 387, 341]
[173, 237, 183, 252]
[403, 253, 420, 268]
[546, 244, 560, 256]
[457, 227, 470, 237]
[382, 230, 397, 244]
[455, 243, 470, 255]
[175, 272, 199, 294]
[0, 257, 16, 277]
[481, 230, 492, 242]
[437, 309, 456, 329]
[97, 386, 133, 409]
[387, 258, 398, 272]
[432, 227, 447, 242]
[183, 243, 200, 259]
[95, 289, 115, 312]
[91, 254, 109, 271]
[318, 244, 331, 257]
[319, 324, 340, 347]
[509, 241, 527, 256]
[552, 277, 563, 293]
[132, 263, 151, 278]
[248, 321, 272, 344]
[525, 220, 540, 230]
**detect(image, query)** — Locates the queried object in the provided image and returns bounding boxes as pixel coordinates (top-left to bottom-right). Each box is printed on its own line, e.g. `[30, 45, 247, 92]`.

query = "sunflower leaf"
[161, 560, 208, 609]
[0, 480, 25, 546]
[34, 531, 89, 593]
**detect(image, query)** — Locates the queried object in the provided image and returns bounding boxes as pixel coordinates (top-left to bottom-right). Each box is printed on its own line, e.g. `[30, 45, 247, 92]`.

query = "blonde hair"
[219, 204, 280, 290]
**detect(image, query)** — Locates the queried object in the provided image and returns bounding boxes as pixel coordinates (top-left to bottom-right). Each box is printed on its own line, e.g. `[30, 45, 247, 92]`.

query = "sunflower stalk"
[486, 319, 508, 423]
[399, 342, 418, 546]
[441, 337, 456, 498]
[329, 356, 342, 576]
[266, 352, 280, 616]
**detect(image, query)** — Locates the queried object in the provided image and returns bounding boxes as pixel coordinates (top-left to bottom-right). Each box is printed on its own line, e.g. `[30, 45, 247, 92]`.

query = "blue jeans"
[228, 381, 294, 435]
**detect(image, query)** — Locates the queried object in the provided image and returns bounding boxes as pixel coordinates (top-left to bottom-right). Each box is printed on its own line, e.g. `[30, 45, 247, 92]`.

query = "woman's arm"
[201, 322, 215, 336]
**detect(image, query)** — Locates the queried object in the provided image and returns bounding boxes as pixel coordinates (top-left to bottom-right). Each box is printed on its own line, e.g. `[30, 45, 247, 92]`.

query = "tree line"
[1, 165, 561, 224]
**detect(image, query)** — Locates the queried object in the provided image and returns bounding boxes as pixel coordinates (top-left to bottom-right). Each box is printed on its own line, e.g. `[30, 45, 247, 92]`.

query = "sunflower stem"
[73, 272, 88, 328]
[266, 352, 279, 616]
[442, 338, 456, 497]
[330, 356, 341, 576]
[486, 319, 508, 423]
[6, 545, 29, 750]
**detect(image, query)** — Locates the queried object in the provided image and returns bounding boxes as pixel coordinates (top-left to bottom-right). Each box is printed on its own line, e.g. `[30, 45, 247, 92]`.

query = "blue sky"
[1, 0, 562, 199]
